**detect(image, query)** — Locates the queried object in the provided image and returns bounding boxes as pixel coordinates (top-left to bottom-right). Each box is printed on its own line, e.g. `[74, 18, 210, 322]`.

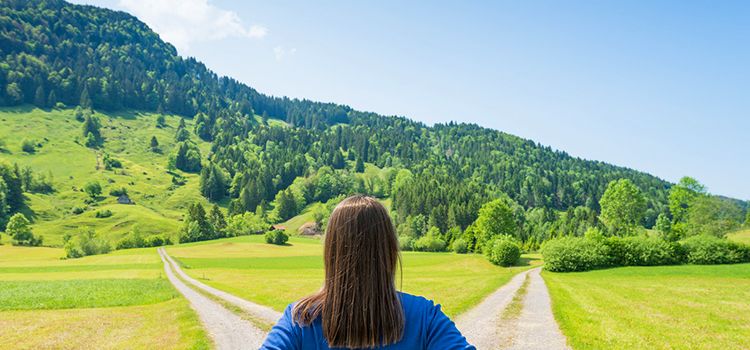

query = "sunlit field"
[0, 245, 209, 349]
[167, 235, 540, 317]
[544, 264, 750, 350]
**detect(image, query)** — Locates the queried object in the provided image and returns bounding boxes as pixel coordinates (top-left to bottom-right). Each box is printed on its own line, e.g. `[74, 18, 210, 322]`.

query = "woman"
[261, 195, 475, 350]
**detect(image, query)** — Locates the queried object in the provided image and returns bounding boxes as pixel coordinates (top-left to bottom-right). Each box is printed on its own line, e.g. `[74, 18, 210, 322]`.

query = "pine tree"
[332, 150, 345, 169]
[150, 136, 159, 151]
[80, 87, 92, 109]
[354, 156, 365, 173]
[34, 86, 46, 107]
[156, 114, 166, 128]
[47, 90, 57, 108]
[209, 204, 227, 238]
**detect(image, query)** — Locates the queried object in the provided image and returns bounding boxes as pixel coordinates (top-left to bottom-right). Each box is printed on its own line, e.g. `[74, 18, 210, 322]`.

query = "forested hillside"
[5, 0, 739, 251]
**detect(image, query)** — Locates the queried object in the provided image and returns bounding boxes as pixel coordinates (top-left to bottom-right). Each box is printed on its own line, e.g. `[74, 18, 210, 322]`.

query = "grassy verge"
[544, 264, 750, 349]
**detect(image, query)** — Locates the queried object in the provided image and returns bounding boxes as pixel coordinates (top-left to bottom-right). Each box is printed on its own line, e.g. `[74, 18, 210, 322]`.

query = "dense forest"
[1, 0, 746, 252]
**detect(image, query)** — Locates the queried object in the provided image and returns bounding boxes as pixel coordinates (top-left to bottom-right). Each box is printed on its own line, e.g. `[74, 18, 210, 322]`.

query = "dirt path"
[456, 267, 570, 350]
[506, 268, 570, 350]
[158, 248, 267, 349]
[455, 269, 533, 349]
[160, 248, 282, 327]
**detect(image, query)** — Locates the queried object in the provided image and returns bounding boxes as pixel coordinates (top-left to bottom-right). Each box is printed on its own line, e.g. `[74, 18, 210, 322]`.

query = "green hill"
[0, 106, 211, 245]
[0, 0, 746, 250]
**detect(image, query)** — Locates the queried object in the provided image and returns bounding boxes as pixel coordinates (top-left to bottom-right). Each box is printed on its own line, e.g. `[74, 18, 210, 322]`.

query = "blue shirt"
[261, 293, 476, 350]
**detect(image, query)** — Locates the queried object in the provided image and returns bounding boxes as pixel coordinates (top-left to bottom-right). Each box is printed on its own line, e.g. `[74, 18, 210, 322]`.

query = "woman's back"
[262, 293, 474, 350]
[260, 196, 475, 349]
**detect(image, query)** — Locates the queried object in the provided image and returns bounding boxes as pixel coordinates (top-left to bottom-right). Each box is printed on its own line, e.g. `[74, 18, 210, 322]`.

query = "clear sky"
[73, 0, 749, 200]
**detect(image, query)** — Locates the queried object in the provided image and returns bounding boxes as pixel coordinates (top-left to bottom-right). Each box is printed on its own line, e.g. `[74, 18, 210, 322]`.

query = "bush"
[71, 206, 85, 215]
[21, 139, 36, 153]
[680, 235, 750, 265]
[486, 236, 521, 267]
[541, 237, 610, 272]
[452, 238, 469, 254]
[109, 187, 128, 197]
[265, 230, 288, 245]
[398, 235, 414, 251]
[64, 229, 111, 258]
[413, 235, 447, 252]
[117, 230, 172, 249]
[606, 236, 684, 266]
[95, 209, 113, 218]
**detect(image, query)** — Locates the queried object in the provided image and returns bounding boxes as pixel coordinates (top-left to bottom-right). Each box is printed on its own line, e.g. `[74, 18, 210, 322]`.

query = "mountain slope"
[0, 0, 686, 243]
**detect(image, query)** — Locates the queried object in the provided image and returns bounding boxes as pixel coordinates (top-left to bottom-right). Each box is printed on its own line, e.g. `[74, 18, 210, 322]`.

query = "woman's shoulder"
[397, 292, 442, 316]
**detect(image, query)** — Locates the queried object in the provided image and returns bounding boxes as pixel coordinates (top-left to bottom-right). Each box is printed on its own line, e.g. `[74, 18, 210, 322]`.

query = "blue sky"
[74, 0, 749, 200]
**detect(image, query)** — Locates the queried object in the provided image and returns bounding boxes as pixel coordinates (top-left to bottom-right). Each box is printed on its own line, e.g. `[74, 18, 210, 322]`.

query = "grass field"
[544, 264, 750, 350]
[727, 229, 750, 245]
[167, 235, 540, 317]
[0, 245, 209, 349]
[0, 106, 212, 246]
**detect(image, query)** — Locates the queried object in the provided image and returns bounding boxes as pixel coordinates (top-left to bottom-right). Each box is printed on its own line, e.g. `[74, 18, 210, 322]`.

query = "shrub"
[71, 206, 85, 215]
[413, 235, 447, 252]
[452, 238, 469, 254]
[486, 235, 521, 267]
[64, 229, 111, 258]
[541, 237, 610, 272]
[21, 139, 36, 153]
[95, 209, 113, 218]
[109, 187, 128, 197]
[680, 235, 750, 265]
[606, 236, 684, 266]
[6, 213, 43, 246]
[398, 235, 414, 251]
[117, 230, 172, 249]
[265, 230, 288, 245]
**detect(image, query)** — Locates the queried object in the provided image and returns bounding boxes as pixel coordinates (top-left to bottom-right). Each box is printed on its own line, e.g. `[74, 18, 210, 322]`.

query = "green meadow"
[544, 264, 750, 350]
[167, 235, 540, 317]
[0, 245, 209, 349]
[0, 107, 211, 246]
[727, 229, 750, 245]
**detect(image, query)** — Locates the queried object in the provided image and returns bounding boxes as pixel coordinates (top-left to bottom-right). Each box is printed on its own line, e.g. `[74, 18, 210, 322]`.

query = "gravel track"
[158, 248, 267, 350]
[455, 269, 533, 349]
[505, 268, 570, 350]
[456, 267, 570, 350]
[160, 248, 282, 327]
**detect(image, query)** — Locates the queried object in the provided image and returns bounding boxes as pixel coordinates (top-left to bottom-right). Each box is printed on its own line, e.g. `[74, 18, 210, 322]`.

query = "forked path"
[160, 248, 282, 326]
[456, 267, 570, 350]
[158, 248, 268, 349]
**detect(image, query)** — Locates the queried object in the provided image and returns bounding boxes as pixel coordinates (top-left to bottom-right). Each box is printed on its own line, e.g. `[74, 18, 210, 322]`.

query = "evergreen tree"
[180, 203, 214, 243]
[276, 189, 298, 221]
[209, 204, 227, 238]
[150, 136, 159, 151]
[47, 90, 57, 108]
[34, 86, 46, 107]
[332, 150, 345, 169]
[156, 114, 166, 128]
[354, 156, 365, 173]
[80, 87, 92, 109]
[199, 163, 227, 201]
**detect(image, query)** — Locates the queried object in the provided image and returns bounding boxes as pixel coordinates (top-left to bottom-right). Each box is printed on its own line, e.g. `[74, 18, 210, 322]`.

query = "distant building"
[270, 224, 286, 231]
[117, 194, 134, 205]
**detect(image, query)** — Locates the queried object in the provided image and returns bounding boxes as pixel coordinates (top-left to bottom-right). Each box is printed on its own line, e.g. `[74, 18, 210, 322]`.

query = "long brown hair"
[293, 195, 404, 348]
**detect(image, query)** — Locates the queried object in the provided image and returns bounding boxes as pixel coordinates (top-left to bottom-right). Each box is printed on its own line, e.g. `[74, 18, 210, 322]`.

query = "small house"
[117, 194, 134, 205]
[270, 224, 286, 231]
